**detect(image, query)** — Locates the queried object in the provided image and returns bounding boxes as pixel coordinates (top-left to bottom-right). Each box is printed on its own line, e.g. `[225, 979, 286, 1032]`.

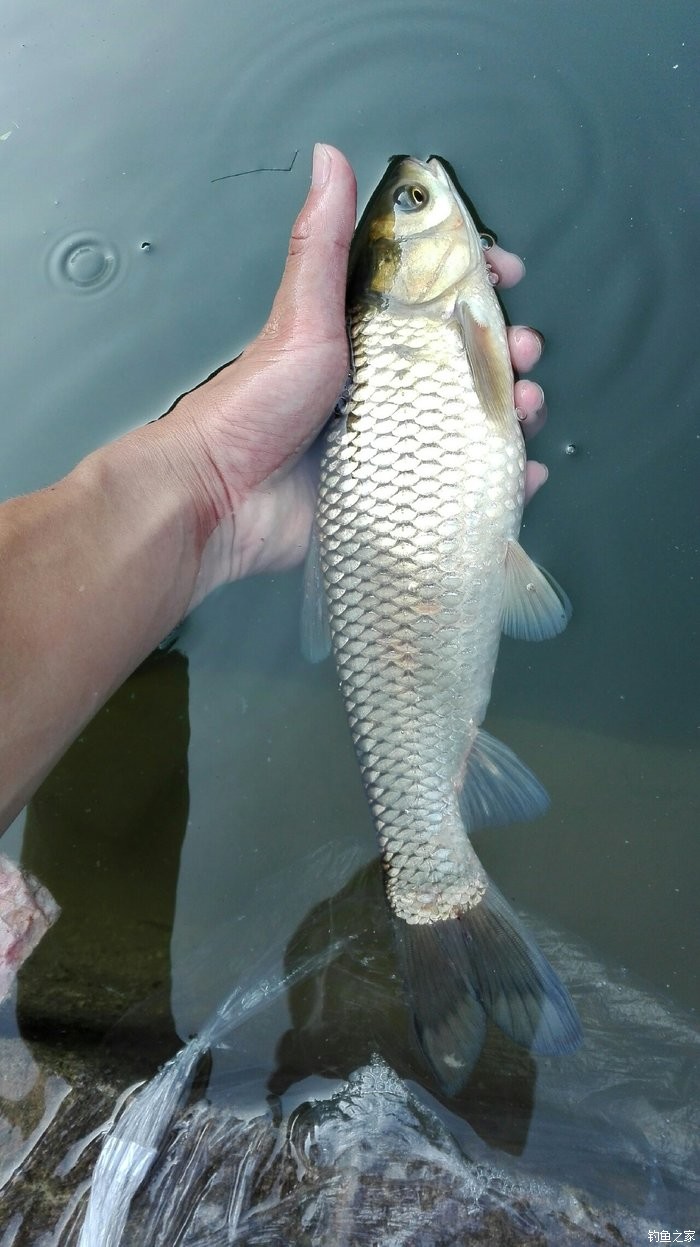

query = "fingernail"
[532, 328, 546, 352]
[312, 142, 331, 188]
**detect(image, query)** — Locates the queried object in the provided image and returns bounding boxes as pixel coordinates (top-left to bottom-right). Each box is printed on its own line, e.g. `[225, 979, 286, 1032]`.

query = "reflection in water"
[1, 659, 695, 1241]
[78, 1055, 603, 1247]
[18, 646, 189, 1054]
[0, 0, 698, 1238]
[2, 648, 190, 1238]
[76, 929, 349, 1247]
[273, 859, 539, 1156]
[1, 699, 697, 1243]
[47, 851, 698, 1244]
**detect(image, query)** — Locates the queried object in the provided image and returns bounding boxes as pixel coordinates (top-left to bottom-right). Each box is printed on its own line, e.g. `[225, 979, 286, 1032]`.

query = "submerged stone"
[1, 854, 697, 1245]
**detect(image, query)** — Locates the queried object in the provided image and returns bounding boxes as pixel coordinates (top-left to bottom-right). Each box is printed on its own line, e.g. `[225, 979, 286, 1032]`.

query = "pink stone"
[0, 855, 60, 1002]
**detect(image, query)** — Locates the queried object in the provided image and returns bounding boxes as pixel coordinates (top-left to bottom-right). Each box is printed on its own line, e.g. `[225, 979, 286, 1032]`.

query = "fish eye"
[393, 184, 429, 212]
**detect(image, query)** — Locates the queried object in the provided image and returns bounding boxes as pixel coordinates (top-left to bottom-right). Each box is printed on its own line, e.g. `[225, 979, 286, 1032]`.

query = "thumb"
[262, 144, 357, 351]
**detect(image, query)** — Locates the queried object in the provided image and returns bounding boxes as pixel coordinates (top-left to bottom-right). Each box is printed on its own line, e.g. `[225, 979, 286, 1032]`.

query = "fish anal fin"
[393, 880, 582, 1094]
[502, 540, 572, 641]
[457, 728, 549, 834]
[300, 525, 332, 662]
[456, 296, 514, 433]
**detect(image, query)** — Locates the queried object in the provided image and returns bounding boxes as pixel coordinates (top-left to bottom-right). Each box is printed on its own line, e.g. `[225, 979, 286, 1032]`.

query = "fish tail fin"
[393, 879, 582, 1093]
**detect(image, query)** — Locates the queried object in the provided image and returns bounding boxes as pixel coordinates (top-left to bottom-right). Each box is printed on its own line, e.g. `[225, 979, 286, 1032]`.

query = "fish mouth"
[425, 155, 448, 181]
[390, 154, 449, 183]
[424, 156, 467, 207]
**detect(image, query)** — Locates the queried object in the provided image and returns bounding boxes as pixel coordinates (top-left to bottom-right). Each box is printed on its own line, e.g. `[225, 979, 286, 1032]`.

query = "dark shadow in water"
[4, 648, 191, 1237]
[53, 835, 698, 1245]
[270, 857, 537, 1156]
[16, 646, 190, 1073]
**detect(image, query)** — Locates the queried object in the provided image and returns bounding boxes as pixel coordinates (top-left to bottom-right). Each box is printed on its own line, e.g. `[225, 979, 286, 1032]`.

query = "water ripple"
[47, 232, 122, 295]
[209, 0, 600, 224]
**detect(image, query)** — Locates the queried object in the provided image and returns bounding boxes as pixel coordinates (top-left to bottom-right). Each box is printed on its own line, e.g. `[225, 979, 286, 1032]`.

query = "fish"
[302, 155, 581, 1092]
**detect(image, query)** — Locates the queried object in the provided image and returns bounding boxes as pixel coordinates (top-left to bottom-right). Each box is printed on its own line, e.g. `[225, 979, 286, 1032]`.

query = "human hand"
[168, 146, 551, 605]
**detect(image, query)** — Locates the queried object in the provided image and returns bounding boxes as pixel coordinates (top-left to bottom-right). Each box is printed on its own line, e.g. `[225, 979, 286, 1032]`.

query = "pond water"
[1, 0, 698, 1242]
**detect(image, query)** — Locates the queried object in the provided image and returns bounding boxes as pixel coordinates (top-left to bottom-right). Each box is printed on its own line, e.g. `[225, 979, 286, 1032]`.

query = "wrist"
[151, 390, 242, 604]
[73, 419, 205, 631]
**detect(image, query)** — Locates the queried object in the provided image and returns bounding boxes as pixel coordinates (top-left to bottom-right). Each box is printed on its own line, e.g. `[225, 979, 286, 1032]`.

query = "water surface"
[1, 0, 698, 1240]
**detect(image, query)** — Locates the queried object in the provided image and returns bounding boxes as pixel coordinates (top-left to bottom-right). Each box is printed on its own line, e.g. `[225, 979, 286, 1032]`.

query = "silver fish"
[302, 155, 581, 1091]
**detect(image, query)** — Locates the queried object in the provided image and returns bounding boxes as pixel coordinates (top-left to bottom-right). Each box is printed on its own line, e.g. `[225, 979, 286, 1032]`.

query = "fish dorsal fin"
[300, 524, 332, 662]
[502, 540, 572, 641]
[456, 295, 514, 433]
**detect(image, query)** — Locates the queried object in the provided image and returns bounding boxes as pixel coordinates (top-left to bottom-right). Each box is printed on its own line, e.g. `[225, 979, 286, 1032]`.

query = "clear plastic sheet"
[75, 945, 346, 1247]
[2, 851, 697, 1245]
[66, 1033, 698, 1246]
[61, 877, 699, 1245]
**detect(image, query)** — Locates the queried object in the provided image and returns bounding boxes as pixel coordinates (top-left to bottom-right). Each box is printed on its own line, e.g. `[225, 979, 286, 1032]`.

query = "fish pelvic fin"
[393, 879, 582, 1094]
[502, 540, 572, 642]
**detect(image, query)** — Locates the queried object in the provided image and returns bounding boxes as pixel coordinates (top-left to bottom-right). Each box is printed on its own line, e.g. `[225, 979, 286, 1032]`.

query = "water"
[1, 0, 698, 1240]
[8, 854, 697, 1243]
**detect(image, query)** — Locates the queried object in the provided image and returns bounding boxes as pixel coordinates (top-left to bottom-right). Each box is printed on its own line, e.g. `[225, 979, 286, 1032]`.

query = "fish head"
[349, 156, 487, 311]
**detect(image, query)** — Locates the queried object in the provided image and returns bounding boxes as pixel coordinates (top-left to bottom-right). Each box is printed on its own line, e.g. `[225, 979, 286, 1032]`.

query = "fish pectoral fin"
[456, 296, 514, 433]
[300, 524, 332, 662]
[393, 880, 582, 1094]
[458, 728, 549, 832]
[502, 540, 572, 641]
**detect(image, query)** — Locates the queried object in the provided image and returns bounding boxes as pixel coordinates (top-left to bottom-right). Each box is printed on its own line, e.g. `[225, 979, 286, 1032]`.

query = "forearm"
[0, 416, 207, 831]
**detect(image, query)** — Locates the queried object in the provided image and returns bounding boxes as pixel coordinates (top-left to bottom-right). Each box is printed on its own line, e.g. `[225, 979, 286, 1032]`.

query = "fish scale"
[318, 309, 524, 924]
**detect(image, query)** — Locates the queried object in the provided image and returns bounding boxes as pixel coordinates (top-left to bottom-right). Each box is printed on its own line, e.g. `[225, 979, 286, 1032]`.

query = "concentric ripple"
[47, 232, 121, 294]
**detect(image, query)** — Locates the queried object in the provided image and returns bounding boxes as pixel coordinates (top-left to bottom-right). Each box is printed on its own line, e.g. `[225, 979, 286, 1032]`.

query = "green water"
[0, 0, 698, 1240]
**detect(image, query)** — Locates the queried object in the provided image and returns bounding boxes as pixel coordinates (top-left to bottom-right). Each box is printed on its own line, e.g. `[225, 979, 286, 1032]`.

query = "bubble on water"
[47, 233, 121, 293]
[564, 442, 578, 456]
